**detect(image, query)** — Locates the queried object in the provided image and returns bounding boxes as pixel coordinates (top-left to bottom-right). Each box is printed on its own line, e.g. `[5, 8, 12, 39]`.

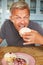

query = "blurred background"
[0, 0, 43, 46]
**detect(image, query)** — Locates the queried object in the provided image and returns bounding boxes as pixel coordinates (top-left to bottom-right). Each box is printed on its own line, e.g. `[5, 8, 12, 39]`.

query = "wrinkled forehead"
[10, 8, 30, 16]
[11, 8, 29, 16]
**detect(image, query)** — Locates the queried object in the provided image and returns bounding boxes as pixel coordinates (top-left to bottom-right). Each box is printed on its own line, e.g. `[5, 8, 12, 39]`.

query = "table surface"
[0, 46, 43, 65]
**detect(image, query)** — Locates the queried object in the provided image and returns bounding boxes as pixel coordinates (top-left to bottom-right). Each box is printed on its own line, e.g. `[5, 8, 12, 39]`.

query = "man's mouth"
[19, 25, 25, 30]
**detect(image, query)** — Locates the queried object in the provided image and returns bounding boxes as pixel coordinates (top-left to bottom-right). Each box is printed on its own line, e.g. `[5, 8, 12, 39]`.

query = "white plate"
[1, 52, 35, 65]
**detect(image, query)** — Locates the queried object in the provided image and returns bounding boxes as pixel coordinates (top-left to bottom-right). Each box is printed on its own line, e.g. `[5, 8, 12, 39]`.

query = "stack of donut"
[19, 27, 31, 37]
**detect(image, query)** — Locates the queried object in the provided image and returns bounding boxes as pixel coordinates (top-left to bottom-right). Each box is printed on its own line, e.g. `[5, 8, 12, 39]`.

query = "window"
[0, 0, 2, 27]
[30, 0, 36, 13]
[40, 0, 43, 14]
[7, 0, 14, 10]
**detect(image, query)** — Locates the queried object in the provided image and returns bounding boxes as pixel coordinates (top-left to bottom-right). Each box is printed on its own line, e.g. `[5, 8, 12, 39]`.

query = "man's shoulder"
[29, 20, 43, 35]
[29, 20, 39, 25]
[2, 19, 12, 27]
[4, 19, 11, 24]
[29, 20, 40, 28]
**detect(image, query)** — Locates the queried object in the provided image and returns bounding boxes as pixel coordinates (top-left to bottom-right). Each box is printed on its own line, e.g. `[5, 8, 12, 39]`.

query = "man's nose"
[20, 19, 25, 24]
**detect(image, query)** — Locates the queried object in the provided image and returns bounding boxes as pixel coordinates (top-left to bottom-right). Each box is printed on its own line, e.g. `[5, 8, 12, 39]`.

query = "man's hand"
[22, 30, 43, 45]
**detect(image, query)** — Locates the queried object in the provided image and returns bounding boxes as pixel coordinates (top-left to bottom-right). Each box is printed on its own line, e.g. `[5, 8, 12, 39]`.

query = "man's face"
[11, 8, 30, 31]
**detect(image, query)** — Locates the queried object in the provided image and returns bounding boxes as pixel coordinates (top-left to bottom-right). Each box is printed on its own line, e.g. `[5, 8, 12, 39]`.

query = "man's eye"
[24, 17, 29, 19]
[16, 17, 21, 19]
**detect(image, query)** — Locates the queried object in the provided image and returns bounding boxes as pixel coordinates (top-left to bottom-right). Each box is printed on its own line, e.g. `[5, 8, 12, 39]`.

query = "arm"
[0, 38, 3, 44]
[37, 33, 43, 45]
[0, 21, 6, 44]
[22, 30, 43, 45]
[22, 21, 43, 45]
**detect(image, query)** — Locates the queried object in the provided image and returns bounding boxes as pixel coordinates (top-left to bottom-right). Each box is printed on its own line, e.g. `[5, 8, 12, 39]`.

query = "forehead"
[11, 8, 29, 16]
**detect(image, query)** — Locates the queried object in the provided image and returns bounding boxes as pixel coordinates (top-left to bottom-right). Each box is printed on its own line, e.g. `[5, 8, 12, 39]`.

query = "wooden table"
[0, 46, 43, 65]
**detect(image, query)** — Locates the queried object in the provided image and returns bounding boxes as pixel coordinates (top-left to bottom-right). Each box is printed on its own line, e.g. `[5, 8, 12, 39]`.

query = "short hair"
[10, 1, 30, 15]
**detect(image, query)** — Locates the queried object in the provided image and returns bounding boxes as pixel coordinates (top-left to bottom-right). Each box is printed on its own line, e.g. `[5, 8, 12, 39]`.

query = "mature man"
[0, 1, 43, 46]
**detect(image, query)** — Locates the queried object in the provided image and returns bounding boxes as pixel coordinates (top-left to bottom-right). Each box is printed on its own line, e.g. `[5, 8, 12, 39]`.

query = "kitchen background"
[0, 0, 43, 46]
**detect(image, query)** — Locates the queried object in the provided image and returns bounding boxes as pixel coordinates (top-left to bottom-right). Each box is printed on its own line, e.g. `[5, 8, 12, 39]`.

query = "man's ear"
[10, 16, 12, 19]
[9, 16, 13, 22]
[9, 16, 14, 23]
[9, 16, 13, 21]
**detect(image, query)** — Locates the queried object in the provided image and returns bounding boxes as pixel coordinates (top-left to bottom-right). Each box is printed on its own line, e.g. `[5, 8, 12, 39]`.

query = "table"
[0, 46, 43, 65]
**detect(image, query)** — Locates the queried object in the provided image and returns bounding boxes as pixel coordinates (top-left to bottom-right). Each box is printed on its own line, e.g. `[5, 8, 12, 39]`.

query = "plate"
[15, 53, 35, 65]
[1, 52, 35, 65]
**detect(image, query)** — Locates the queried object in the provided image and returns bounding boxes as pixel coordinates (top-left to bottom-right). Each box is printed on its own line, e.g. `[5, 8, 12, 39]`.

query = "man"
[0, 1, 43, 46]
